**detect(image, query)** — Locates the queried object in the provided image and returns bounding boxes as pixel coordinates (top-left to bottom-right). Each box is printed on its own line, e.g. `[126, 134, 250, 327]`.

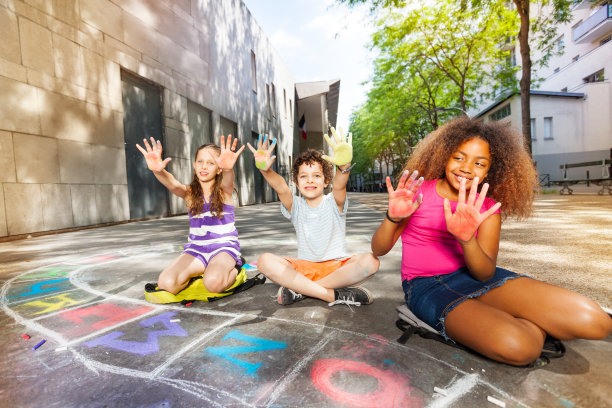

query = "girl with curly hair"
[371, 117, 611, 366]
[136, 135, 245, 295]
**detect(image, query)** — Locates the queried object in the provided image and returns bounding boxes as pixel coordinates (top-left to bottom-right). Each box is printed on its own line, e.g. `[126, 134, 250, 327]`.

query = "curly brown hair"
[292, 149, 333, 184]
[187, 144, 226, 218]
[404, 117, 538, 219]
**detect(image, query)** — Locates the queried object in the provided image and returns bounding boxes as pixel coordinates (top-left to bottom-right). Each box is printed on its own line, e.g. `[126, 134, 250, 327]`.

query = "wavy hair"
[187, 144, 225, 218]
[404, 117, 538, 219]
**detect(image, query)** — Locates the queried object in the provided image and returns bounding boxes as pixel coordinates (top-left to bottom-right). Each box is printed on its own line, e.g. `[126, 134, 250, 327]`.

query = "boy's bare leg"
[202, 252, 239, 293]
[315, 253, 379, 288]
[157, 253, 206, 294]
[257, 253, 335, 302]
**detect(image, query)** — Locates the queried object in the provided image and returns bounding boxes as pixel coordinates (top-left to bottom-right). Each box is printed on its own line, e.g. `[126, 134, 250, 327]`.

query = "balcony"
[573, 2, 612, 44]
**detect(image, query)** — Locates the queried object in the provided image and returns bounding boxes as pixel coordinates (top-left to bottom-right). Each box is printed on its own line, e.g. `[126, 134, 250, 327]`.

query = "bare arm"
[211, 134, 245, 197]
[331, 164, 350, 211]
[247, 135, 293, 212]
[322, 127, 354, 211]
[460, 213, 501, 280]
[136, 138, 187, 198]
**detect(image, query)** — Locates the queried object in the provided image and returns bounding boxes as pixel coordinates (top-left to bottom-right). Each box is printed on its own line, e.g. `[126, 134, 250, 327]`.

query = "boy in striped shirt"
[247, 130, 380, 306]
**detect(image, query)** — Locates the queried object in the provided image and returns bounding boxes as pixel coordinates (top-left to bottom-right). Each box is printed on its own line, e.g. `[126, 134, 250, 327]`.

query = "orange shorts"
[284, 257, 351, 281]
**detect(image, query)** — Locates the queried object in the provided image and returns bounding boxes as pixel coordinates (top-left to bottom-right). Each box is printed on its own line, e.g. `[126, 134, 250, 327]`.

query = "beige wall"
[0, 0, 297, 237]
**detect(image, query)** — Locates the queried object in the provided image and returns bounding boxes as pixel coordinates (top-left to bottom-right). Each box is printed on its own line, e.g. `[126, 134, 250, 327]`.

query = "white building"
[476, 0, 611, 184]
[0, 0, 339, 238]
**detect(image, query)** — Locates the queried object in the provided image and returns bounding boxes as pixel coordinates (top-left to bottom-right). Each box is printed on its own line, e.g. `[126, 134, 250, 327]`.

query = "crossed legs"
[157, 252, 238, 294]
[257, 252, 379, 303]
[444, 277, 612, 365]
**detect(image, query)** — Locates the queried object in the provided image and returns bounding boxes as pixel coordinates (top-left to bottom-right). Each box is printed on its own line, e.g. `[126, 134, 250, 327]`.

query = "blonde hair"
[187, 144, 225, 218]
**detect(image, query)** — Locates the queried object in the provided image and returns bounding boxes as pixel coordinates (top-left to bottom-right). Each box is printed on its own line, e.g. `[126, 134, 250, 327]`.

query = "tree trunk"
[514, 0, 533, 155]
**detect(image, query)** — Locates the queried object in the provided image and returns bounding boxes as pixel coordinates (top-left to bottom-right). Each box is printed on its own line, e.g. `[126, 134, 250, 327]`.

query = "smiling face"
[193, 147, 221, 183]
[440, 137, 491, 198]
[296, 162, 328, 201]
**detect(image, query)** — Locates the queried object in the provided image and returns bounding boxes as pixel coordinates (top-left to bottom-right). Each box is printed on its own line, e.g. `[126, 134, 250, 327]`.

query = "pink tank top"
[400, 179, 500, 281]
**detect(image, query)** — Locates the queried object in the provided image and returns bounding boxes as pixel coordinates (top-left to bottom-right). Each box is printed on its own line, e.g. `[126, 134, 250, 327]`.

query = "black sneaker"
[329, 287, 373, 307]
[276, 287, 306, 305]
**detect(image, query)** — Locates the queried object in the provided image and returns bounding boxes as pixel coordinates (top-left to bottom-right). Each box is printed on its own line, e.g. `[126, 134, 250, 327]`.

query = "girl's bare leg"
[477, 277, 611, 340]
[445, 299, 546, 365]
[157, 253, 206, 294]
[444, 277, 612, 365]
[201, 252, 239, 293]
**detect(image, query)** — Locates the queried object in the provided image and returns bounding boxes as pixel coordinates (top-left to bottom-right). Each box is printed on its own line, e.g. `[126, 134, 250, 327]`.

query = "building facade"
[476, 0, 611, 182]
[0, 0, 339, 238]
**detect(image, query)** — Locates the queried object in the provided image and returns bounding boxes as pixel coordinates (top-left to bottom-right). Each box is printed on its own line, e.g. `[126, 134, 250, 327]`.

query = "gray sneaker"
[276, 286, 305, 305]
[328, 287, 373, 307]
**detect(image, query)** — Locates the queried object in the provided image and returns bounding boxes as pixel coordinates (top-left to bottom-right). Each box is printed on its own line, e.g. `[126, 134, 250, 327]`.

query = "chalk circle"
[310, 358, 421, 408]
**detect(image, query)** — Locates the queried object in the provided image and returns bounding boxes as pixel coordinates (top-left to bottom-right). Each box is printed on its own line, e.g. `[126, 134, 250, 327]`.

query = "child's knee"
[356, 253, 380, 276]
[157, 275, 181, 294]
[490, 328, 543, 366]
[203, 274, 226, 293]
[572, 301, 612, 339]
[257, 253, 275, 273]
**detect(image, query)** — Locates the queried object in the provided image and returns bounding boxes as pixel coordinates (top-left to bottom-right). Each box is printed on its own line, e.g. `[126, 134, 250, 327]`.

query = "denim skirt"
[402, 267, 527, 340]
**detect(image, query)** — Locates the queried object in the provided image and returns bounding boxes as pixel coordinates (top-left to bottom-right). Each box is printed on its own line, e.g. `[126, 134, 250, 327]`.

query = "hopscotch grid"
[2, 254, 531, 407]
[150, 315, 242, 378]
[264, 331, 335, 406]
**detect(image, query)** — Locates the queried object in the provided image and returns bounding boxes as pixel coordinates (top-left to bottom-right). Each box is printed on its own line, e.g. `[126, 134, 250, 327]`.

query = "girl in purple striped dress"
[136, 135, 245, 294]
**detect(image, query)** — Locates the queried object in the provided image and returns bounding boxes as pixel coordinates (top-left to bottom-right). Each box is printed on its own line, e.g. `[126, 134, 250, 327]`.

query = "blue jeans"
[402, 267, 527, 341]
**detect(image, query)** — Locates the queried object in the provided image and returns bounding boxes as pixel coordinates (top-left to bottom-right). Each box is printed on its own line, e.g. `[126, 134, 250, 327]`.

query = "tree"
[339, 0, 577, 154]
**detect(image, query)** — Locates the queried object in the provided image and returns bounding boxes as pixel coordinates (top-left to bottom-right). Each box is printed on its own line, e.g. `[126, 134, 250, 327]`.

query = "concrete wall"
[0, 0, 296, 237]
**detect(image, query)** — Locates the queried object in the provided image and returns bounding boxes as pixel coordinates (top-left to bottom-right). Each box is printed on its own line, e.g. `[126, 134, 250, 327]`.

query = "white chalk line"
[2, 253, 530, 407]
[264, 331, 335, 406]
[427, 374, 479, 408]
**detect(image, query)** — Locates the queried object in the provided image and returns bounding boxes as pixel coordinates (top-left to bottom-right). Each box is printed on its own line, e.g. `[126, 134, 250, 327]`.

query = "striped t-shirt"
[182, 203, 242, 266]
[281, 193, 349, 262]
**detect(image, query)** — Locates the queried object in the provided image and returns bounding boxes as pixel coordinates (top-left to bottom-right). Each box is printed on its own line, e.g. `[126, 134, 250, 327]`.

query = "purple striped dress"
[182, 203, 242, 267]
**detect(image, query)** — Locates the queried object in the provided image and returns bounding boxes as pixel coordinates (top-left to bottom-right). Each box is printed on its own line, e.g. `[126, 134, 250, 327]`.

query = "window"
[530, 118, 536, 140]
[554, 67, 560, 73]
[561, 87, 568, 92]
[554, 35, 564, 52]
[289, 99, 293, 121]
[271, 83, 277, 118]
[583, 69, 605, 83]
[490, 104, 511, 121]
[544, 117, 553, 140]
[601, 35, 612, 46]
[265, 84, 271, 120]
[572, 55, 579, 62]
[250, 51, 257, 93]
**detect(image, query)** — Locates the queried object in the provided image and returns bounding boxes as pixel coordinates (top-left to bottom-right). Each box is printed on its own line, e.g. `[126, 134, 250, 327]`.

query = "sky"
[241, 0, 376, 131]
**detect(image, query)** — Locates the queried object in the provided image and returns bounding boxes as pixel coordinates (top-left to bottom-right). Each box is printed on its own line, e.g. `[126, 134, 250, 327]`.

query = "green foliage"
[346, 0, 520, 179]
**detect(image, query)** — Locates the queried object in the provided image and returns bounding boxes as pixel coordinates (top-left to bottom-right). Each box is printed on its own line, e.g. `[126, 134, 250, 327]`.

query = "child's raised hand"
[387, 170, 424, 220]
[247, 134, 277, 171]
[213, 134, 245, 171]
[443, 177, 502, 243]
[322, 126, 353, 166]
[135, 137, 171, 172]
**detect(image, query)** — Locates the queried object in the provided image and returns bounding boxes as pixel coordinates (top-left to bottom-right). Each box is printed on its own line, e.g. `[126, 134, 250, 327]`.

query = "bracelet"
[385, 210, 401, 223]
[337, 163, 355, 174]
